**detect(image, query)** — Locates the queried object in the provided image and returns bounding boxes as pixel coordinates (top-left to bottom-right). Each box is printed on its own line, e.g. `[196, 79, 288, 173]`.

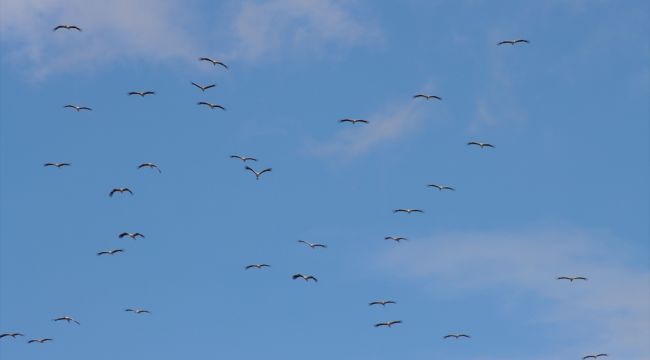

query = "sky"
[0, 0, 648, 359]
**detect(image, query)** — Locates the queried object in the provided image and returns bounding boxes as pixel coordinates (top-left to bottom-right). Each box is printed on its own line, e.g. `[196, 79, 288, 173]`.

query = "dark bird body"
[413, 94, 442, 100]
[44, 163, 70, 168]
[128, 91, 155, 97]
[369, 300, 396, 306]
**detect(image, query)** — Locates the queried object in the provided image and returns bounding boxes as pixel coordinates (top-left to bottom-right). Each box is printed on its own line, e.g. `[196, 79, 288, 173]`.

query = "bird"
[374, 320, 402, 328]
[393, 209, 424, 214]
[467, 141, 495, 148]
[292, 274, 318, 282]
[244, 166, 272, 180]
[97, 249, 125, 256]
[28, 338, 53, 344]
[245, 264, 271, 270]
[125, 308, 150, 314]
[339, 118, 369, 124]
[0, 333, 24, 339]
[497, 39, 529, 46]
[118, 232, 144, 240]
[53, 25, 81, 31]
[230, 155, 257, 162]
[64, 104, 92, 112]
[444, 333, 471, 339]
[427, 184, 455, 191]
[191, 82, 216, 92]
[197, 101, 226, 110]
[297, 240, 327, 249]
[583, 354, 608, 360]
[128, 91, 155, 97]
[199, 57, 229, 69]
[109, 188, 133, 197]
[413, 94, 442, 101]
[369, 300, 396, 306]
[53, 316, 80, 325]
[44, 163, 70, 168]
[384, 236, 407, 243]
[137, 163, 161, 173]
[556, 276, 588, 282]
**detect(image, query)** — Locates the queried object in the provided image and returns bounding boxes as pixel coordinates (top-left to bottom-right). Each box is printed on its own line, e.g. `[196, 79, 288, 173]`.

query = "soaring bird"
[97, 249, 125, 256]
[369, 300, 396, 306]
[191, 82, 216, 92]
[292, 274, 318, 282]
[384, 236, 407, 243]
[556, 276, 588, 282]
[125, 308, 150, 314]
[0, 333, 24, 339]
[53, 316, 80, 325]
[230, 155, 257, 162]
[137, 163, 161, 173]
[245, 166, 272, 180]
[245, 264, 271, 270]
[427, 184, 455, 191]
[339, 118, 369, 124]
[64, 105, 92, 112]
[199, 57, 228, 69]
[197, 101, 226, 110]
[28, 338, 53, 344]
[497, 39, 529, 46]
[53, 25, 81, 31]
[393, 209, 424, 214]
[297, 240, 327, 249]
[109, 188, 133, 197]
[583, 354, 608, 360]
[119, 232, 144, 240]
[413, 94, 442, 101]
[444, 333, 470, 339]
[128, 91, 155, 97]
[374, 320, 402, 328]
[467, 141, 495, 148]
[44, 163, 70, 168]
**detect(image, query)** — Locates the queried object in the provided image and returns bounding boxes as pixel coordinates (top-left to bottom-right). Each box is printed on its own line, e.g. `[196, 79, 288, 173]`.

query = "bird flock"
[0, 24, 609, 360]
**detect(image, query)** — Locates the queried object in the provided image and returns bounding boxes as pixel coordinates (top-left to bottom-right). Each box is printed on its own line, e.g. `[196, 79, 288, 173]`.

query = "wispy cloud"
[378, 227, 650, 359]
[226, 0, 381, 61]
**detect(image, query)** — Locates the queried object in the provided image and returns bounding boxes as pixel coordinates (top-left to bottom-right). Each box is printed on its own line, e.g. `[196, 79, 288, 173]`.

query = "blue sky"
[0, 0, 648, 359]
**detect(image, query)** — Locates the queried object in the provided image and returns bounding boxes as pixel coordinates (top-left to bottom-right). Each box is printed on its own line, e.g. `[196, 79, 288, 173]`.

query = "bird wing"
[292, 274, 304, 280]
[199, 57, 213, 62]
[245, 265, 255, 269]
[428, 184, 442, 190]
[214, 104, 226, 110]
[53, 25, 65, 31]
[369, 302, 380, 306]
[124, 188, 133, 194]
[431, 95, 442, 100]
[483, 143, 495, 148]
[203, 84, 216, 90]
[443, 187, 455, 191]
[307, 276, 318, 282]
[357, 119, 369, 123]
[413, 209, 424, 213]
[467, 142, 480, 146]
[339, 119, 354, 123]
[514, 39, 529, 44]
[393, 209, 405, 213]
[118, 233, 129, 238]
[79, 107, 92, 110]
[459, 334, 470, 338]
[389, 320, 402, 325]
[197, 102, 210, 106]
[216, 62, 228, 69]
[374, 323, 387, 327]
[144, 91, 155, 95]
[497, 40, 513, 45]
[191, 82, 202, 89]
[556, 277, 570, 280]
[258, 168, 272, 175]
[113, 249, 125, 254]
[575, 277, 588, 280]
[244, 166, 257, 175]
[413, 94, 427, 99]
[64, 105, 76, 109]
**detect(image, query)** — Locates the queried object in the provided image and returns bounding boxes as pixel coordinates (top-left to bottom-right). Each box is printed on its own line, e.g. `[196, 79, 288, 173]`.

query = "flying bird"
[245, 264, 271, 270]
[199, 57, 228, 69]
[393, 209, 424, 214]
[297, 240, 326, 249]
[556, 276, 588, 282]
[245, 166, 272, 180]
[497, 39, 529, 46]
[64, 105, 92, 112]
[413, 94, 442, 101]
[467, 141, 495, 148]
[230, 155, 257, 162]
[44, 163, 70, 168]
[369, 300, 396, 306]
[197, 101, 226, 110]
[583, 354, 608, 360]
[384, 236, 407, 243]
[339, 118, 369, 124]
[28, 338, 53, 344]
[427, 184, 455, 191]
[374, 320, 402, 328]
[191, 82, 216, 92]
[137, 163, 161, 173]
[125, 308, 150, 314]
[53, 316, 80, 325]
[97, 249, 125, 256]
[109, 188, 133, 197]
[53, 25, 81, 31]
[444, 333, 471, 339]
[119, 232, 144, 240]
[0, 333, 24, 339]
[292, 274, 318, 282]
[128, 91, 155, 97]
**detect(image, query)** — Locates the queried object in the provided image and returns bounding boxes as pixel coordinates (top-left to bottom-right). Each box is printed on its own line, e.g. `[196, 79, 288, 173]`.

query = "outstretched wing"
[497, 40, 514, 45]
[467, 141, 481, 146]
[259, 168, 272, 175]
[339, 119, 354, 123]
[514, 39, 529, 44]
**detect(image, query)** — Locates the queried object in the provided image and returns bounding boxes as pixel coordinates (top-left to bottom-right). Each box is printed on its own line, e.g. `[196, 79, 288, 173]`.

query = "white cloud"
[378, 227, 650, 359]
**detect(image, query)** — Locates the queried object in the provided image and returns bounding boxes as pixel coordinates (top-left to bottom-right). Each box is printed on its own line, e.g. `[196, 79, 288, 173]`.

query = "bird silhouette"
[444, 333, 470, 339]
[191, 82, 216, 92]
[44, 163, 70, 168]
[384, 236, 408, 243]
[0, 333, 24, 340]
[199, 57, 228, 69]
[125, 308, 150, 314]
[28, 338, 53, 344]
[245, 264, 271, 270]
[413, 94, 442, 100]
[467, 141, 495, 148]
[339, 118, 369, 124]
[297, 240, 326, 249]
[53, 316, 80, 325]
[53, 25, 81, 31]
[582, 354, 608, 360]
[109, 188, 133, 197]
[97, 249, 125, 256]
[137, 163, 161, 173]
[393, 209, 424, 214]
[245, 166, 272, 180]
[556, 276, 588, 282]
[197, 101, 226, 110]
[119, 232, 144, 240]
[64, 105, 92, 112]
[497, 39, 529, 46]
[374, 320, 402, 328]
[230, 155, 258, 162]
[292, 274, 318, 282]
[369, 300, 396, 306]
[128, 91, 155, 97]
[427, 184, 455, 191]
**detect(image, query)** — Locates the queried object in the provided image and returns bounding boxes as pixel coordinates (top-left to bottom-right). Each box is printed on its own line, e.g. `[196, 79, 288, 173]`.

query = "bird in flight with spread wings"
[393, 208, 424, 214]
[109, 188, 133, 197]
[497, 39, 529, 46]
[97, 249, 125, 256]
[53, 25, 81, 31]
[444, 333, 471, 339]
[0, 333, 24, 340]
[44, 163, 70, 168]
[125, 308, 150, 314]
[374, 320, 401, 328]
[138, 163, 161, 173]
[197, 102, 226, 110]
[427, 184, 455, 191]
[53, 316, 80, 325]
[297, 240, 327, 249]
[369, 300, 396, 307]
[339, 118, 369, 125]
[128, 91, 155, 97]
[582, 354, 608, 360]
[384, 236, 408, 243]
[245, 166, 272, 180]
[230, 155, 257, 163]
[467, 141, 495, 148]
[199, 57, 228, 69]
[245, 264, 271, 270]
[64, 104, 92, 112]
[413, 94, 442, 101]
[28, 338, 53, 344]
[191, 82, 216, 92]
[119, 232, 144, 240]
[292, 274, 318, 282]
[556, 276, 588, 282]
